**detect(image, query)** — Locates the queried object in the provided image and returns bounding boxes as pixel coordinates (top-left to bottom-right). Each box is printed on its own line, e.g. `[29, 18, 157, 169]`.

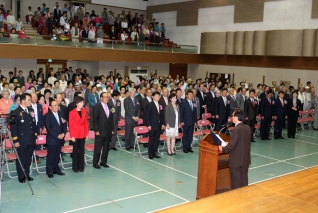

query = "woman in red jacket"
[69, 96, 88, 172]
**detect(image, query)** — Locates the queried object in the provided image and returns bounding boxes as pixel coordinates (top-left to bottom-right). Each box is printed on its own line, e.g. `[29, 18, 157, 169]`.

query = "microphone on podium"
[221, 122, 232, 128]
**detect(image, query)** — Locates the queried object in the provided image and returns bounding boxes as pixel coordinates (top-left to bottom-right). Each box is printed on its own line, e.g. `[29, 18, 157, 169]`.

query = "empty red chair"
[117, 119, 126, 148]
[33, 135, 48, 174]
[133, 126, 149, 156]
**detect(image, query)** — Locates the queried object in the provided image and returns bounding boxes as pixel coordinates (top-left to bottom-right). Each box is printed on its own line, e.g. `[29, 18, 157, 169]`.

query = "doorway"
[169, 63, 187, 79]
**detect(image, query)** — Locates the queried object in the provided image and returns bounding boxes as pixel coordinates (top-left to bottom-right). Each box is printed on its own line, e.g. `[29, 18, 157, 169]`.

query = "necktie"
[24, 108, 28, 113]
[156, 102, 159, 113]
[190, 101, 193, 111]
[104, 104, 109, 118]
[281, 99, 284, 107]
[54, 113, 60, 125]
[132, 98, 135, 106]
[252, 99, 255, 107]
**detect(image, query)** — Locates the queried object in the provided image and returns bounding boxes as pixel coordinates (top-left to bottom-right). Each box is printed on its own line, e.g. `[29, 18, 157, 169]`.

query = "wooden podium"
[196, 132, 231, 200]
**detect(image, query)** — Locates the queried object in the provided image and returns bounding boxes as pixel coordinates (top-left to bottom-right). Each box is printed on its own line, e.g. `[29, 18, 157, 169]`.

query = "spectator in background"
[6, 10, 15, 31]
[65, 81, 75, 102]
[88, 85, 100, 129]
[18, 27, 28, 39]
[71, 23, 80, 43]
[121, 30, 128, 43]
[94, 15, 102, 28]
[101, 8, 108, 25]
[81, 26, 89, 42]
[10, 28, 18, 38]
[97, 25, 104, 44]
[121, 18, 128, 32]
[108, 11, 115, 27]
[26, 6, 34, 23]
[9, 94, 20, 113]
[88, 26, 96, 43]
[67, 7, 74, 24]
[76, 4, 84, 23]
[64, 19, 70, 33]
[15, 17, 23, 31]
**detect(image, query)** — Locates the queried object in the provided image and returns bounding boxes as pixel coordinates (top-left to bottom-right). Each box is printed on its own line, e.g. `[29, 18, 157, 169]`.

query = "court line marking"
[282, 151, 318, 161]
[283, 161, 306, 168]
[116, 146, 198, 179]
[250, 164, 317, 185]
[282, 130, 318, 139]
[292, 139, 318, 146]
[249, 162, 280, 170]
[62, 190, 162, 213]
[250, 152, 280, 161]
[107, 163, 190, 202]
[146, 201, 188, 213]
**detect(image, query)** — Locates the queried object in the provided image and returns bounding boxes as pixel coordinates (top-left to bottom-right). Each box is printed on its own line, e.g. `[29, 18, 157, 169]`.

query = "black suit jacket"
[59, 104, 69, 121]
[272, 98, 287, 119]
[54, 8, 62, 20]
[215, 96, 230, 120]
[259, 97, 274, 119]
[114, 21, 121, 31]
[244, 98, 258, 120]
[44, 110, 67, 145]
[223, 123, 251, 167]
[109, 29, 117, 40]
[145, 101, 165, 130]
[206, 91, 216, 115]
[176, 97, 183, 106]
[142, 97, 152, 114]
[159, 96, 168, 112]
[108, 99, 121, 123]
[287, 98, 301, 116]
[93, 103, 114, 137]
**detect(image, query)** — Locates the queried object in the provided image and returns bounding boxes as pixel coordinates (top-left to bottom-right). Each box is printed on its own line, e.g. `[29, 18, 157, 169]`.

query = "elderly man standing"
[109, 91, 121, 151]
[44, 100, 67, 178]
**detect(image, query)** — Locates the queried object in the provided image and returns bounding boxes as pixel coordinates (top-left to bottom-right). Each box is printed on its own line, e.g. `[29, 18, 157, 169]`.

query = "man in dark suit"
[135, 86, 146, 117]
[273, 91, 288, 139]
[93, 92, 114, 169]
[145, 91, 165, 159]
[30, 93, 44, 163]
[17, 70, 25, 87]
[109, 25, 117, 40]
[219, 109, 251, 190]
[53, 3, 62, 20]
[259, 89, 274, 140]
[44, 101, 67, 178]
[244, 89, 258, 142]
[215, 88, 230, 131]
[206, 84, 216, 124]
[124, 88, 140, 150]
[109, 91, 121, 150]
[142, 88, 152, 117]
[180, 90, 197, 153]
[176, 88, 183, 106]
[9, 71, 16, 83]
[11, 93, 36, 183]
[114, 18, 121, 32]
[196, 84, 207, 119]
[55, 93, 68, 121]
[47, 13, 57, 35]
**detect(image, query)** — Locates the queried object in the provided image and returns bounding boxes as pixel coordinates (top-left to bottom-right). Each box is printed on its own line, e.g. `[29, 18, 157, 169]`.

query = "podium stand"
[196, 132, 231, 200]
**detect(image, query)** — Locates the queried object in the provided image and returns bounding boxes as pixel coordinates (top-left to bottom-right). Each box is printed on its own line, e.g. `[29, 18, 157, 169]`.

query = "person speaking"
[219, 109, 251, 190]
[44, 100, 67, 178]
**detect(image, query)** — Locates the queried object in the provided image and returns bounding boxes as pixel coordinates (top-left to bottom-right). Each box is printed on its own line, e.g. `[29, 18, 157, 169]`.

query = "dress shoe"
[130, 146, 134, 149]
[160, 142, 164, 145]
[251, 139, 256, 142]
[53, 171, 65, 175]
[79, 169, 84, 172]
[74, 170, 79, 173]
[154, 153, 161, 158]
[143, 144, 148, 148]
[261, 138, 266, 141]
[111, 147, 118, 151]
[167, 151, 172, 156]
[288, 136, 291, 138]
[26, 176, 33, 181]
[278, 136, 285, 139]
[93, 165, 101, 169]
[187, 149, 194, 153]
[274, 136, 279, 139]
[100, 163, 109, 168]
[126, 147, 130, 151]
[18, 177, 25, 183]
[149, 155, 154, 159]
[47, 173, 54, 178]
[183, 149, 188, 153]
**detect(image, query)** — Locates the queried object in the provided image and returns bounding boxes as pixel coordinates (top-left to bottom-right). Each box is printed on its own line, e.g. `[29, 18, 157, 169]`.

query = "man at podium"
[219, 109, 251, 190]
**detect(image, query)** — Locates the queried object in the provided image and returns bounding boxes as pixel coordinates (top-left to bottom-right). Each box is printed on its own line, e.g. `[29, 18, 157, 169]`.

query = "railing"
[0, 33, 198, 54]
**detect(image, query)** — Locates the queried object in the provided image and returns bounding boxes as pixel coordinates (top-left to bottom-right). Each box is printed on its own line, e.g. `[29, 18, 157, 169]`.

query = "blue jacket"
[88, 92, 100, 107]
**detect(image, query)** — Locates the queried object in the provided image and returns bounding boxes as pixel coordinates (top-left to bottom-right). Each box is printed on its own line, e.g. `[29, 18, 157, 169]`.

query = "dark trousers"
[182, 125, 194, 150]
[16, 144, 34, 179]
[110, 123, 118, 148]
[93, 135, 111, 165]
[216, 116, 227, 131]
[246, 118, 256, 140]
[148, 127, 160, 156]
[125, 122, 136, 148]
[46, 143, 62, 174]
[89, 106, 94, 129]
[274, 117, 284, 137]
[260, 117, 271, 139]
[72, 138, 85, 171]
[230, 165, 249, 190]
[288, 114, 298, 137]
[34, 125, 41, 160]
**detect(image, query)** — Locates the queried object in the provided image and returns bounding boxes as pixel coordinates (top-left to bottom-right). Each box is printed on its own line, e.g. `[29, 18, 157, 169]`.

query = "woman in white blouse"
[88, 26, 96, 43]
[121, 18, 128, 31]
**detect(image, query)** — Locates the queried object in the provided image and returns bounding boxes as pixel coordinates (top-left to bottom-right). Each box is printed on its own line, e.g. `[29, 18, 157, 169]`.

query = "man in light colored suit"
[109, 91, 121, 150]
[227, 88, 237, 116]
[124, 88, 140, 150]
[236, 88, 247, 111]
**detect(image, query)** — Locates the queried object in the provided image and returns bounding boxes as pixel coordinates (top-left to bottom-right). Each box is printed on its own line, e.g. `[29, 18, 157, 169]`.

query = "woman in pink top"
[38, 94, 49, 115]
[18, 27, 28, 39]
[0, 89, 14, 134]
[25, 78, 33, 90]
